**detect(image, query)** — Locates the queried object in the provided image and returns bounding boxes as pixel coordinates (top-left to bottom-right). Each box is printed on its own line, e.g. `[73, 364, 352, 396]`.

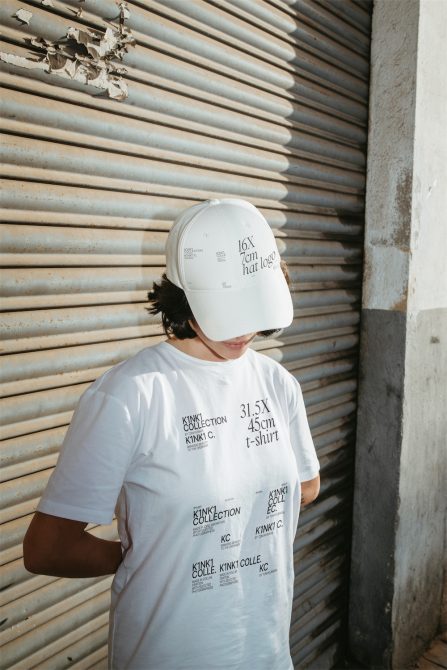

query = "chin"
[220, 342, 250, 359]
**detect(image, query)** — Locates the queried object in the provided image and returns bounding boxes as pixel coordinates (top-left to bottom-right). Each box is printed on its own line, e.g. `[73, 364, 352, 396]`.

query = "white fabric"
[38, 342, 319, 670]
[165, 199, 293, 340]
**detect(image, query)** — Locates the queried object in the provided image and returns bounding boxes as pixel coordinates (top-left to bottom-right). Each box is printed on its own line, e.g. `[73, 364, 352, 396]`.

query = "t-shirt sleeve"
[287, 375, 320, 482]
[37, 387, 135, 525]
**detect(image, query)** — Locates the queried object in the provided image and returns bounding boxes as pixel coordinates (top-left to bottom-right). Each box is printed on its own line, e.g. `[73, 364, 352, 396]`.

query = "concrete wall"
[349, 0, 447, 667]
[392, 1, 447, 665]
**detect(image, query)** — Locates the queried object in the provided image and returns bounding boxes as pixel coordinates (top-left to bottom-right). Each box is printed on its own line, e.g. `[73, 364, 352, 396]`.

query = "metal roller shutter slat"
[4, 608, 110, 670]
[1, 68, 367, 147]
[32, 628, 109, 670]
[3, 576, 108, 633]
[2, 114, 365, 187]
[2, 165, 364, 212]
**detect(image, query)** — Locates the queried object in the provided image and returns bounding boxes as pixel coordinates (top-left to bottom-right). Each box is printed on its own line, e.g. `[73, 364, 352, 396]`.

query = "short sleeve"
[287, 375, 320, 482]
[37, 387, 135, 525]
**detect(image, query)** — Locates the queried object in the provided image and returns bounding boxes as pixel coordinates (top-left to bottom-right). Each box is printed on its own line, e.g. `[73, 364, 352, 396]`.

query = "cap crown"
[167, 199, 279, 292]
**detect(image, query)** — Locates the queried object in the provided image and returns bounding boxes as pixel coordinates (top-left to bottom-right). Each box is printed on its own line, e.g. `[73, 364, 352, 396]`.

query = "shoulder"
[247, 348, 301, 398]
[248, 348, 297, 382]
[84, 342, 168, 407]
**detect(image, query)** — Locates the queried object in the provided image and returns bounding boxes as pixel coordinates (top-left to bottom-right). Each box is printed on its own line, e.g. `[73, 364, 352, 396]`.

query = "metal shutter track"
[0, 1, 371, 667]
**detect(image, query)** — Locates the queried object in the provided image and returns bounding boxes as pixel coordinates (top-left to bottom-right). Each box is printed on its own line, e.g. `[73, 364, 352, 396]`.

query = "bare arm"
[300, 474, 320, 506]
[23, 512, 123, 578]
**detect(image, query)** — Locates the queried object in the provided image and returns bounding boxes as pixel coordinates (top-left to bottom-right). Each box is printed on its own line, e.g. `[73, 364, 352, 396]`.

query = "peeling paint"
[76, 0, 86, 15]
[0, 52, 48, 72]
[119, 2, 130, 21]
[2, 3, 136, 100]
[14, 8, 33, 25]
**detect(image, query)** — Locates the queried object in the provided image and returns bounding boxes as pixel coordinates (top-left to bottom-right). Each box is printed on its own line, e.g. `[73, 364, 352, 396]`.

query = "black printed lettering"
[238, 237, 276, 278]
[182, 411, 228, 450]
[239, 555, 261, 568]
[267, 484, 288, 515]
[192, 505, 241, 526]
[255, 522, 275, 536]
[220, 560, 239, 573]
[238, 236, 255, 253]
[192, 558, 216, 578]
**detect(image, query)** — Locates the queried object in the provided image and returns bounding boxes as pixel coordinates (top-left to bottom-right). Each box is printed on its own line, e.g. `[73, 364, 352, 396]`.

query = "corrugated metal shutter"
[0, 0, 372, 668]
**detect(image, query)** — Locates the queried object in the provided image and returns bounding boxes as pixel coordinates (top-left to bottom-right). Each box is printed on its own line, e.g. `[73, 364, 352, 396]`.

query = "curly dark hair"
[148, 260, 291, 340]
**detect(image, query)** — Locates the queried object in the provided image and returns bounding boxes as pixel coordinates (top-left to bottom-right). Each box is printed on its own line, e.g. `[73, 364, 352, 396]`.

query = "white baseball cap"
[165, 198, 294, 341]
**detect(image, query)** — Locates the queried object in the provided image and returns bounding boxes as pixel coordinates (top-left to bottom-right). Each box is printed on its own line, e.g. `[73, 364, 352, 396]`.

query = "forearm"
[39, 532, 123, 578]
[23, 513, 123, 578]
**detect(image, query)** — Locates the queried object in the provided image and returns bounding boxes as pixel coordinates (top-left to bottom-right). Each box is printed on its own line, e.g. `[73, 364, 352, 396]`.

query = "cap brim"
[185, 270, 294, 341]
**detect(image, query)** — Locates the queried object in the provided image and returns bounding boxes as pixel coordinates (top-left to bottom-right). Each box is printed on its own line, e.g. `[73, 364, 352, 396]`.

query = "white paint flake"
[14, 8, 33, 24]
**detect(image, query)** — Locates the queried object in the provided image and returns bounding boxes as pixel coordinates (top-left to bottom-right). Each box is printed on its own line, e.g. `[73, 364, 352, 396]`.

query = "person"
[23, 198, 320, 670]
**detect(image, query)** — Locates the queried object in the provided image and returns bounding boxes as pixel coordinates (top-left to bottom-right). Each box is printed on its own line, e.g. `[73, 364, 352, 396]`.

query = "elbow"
[23, 535, 39, 574]
[23, 555, 40, 575]
[310, 478, 320, 503]
[308, 488, 319, 505]
[23, 548, 38, 575]
[302, 491, 319, 507]
[23, 547, 52, 576]
[23, 528, 50, 575]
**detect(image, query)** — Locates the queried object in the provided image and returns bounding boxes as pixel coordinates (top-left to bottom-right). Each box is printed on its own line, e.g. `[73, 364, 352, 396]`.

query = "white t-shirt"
[38, 342, 319, 670]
